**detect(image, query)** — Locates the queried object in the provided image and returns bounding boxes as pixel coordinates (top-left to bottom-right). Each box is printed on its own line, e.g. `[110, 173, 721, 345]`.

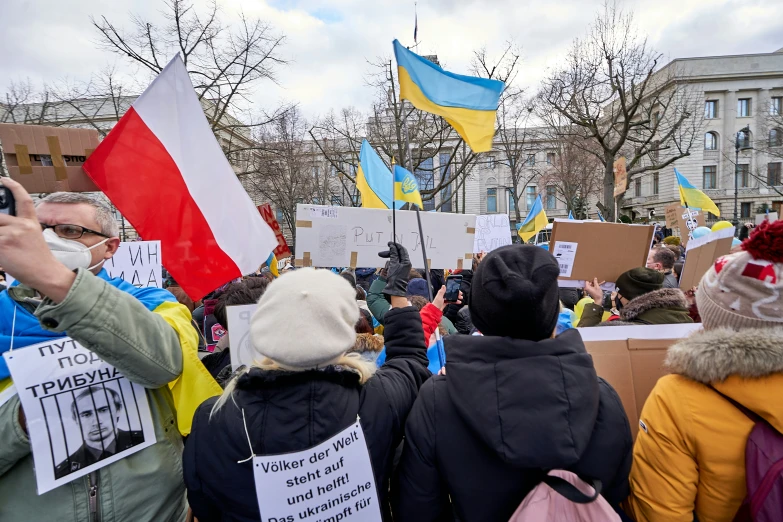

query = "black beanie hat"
[615, 267, 664, 301]
[469, 245, 561, 341]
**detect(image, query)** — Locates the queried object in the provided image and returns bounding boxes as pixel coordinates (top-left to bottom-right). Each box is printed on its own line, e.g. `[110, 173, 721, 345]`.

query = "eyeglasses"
[40, 223, 109, 240]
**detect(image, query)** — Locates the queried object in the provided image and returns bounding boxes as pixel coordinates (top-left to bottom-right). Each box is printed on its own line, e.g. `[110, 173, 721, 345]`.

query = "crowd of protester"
[0, 176, 782, 521]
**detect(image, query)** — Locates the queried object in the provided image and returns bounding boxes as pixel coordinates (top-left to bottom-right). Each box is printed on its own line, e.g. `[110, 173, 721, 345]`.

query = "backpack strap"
[707, 385, 763, 424]
[542, 474, 602, 504]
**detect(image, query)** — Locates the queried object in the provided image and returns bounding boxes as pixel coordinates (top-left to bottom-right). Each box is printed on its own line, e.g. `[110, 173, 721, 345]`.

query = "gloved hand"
[378, 242, 411, 298]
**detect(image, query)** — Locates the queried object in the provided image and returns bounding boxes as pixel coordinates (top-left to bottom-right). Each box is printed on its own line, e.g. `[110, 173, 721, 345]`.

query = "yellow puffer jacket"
[625, 327, 783, 522]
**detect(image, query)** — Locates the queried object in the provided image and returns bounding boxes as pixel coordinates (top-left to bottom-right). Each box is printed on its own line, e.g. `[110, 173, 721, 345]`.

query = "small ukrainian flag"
[393, 165, 424, 209]
[393, 39, 504, 153]
[355, 140, 404, 210]
[675, 168, 721, 217]
[517, 195, 548, 243]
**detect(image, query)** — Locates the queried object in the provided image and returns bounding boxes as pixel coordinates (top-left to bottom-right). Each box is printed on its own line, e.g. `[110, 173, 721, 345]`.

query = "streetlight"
[734, 125, 751, 230]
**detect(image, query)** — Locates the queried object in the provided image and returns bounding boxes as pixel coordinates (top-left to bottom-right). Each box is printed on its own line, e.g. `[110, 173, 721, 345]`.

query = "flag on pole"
[516, 195, 548, 243]
[597, 210, 606, 222]
[266, 252, 279, 278]
[393, 165, 424, 209]
[675, 168, 721, 216]
[393, 39, 504, 153]
[83, 55, 279, 300]
[356, 140, 403, 209]
[568, 210, 575, 220]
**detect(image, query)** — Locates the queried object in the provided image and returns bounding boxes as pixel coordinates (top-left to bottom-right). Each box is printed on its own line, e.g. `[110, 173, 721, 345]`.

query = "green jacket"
[0, 269, 188, 522]
[367, 277, 457, 334]
[579, 288, 693, 327]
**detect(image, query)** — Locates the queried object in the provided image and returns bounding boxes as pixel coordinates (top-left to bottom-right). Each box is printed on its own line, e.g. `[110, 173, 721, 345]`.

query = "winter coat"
[624, 327, 783, 522]
[579, 288, 693, 327]
[393, 328, 633, 522]
[367, 277, 457, 334]
[183, 307, 431, 522]
[662, 271, 679, 289]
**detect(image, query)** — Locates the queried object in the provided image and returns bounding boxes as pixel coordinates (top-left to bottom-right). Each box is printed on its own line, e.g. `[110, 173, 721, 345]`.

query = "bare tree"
[537, 2, 699, 218]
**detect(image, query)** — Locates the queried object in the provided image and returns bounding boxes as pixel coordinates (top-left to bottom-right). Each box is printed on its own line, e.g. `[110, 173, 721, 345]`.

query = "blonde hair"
[209, 353, 377, 419]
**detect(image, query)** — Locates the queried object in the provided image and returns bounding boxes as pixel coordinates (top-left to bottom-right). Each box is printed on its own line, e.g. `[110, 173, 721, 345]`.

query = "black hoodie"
[393, 328, 633, 522]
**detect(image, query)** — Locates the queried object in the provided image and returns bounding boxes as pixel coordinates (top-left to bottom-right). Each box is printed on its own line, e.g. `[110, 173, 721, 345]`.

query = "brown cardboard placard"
[679, 229, 734, 289]
[550, 220, 654, 283]
[613, 157, 627, 197]
[665, 204, 705, 247]
[46, 135, 68, 181]
[295, 220, 312, 228]
[13, 144, 33, 175]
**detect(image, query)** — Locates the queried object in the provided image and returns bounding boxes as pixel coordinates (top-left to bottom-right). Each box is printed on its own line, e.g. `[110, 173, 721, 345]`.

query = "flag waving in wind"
[83, 55, 279, 300]
[394, 165, 424, 208]
[517, 195, 548, 243]
[675, 168, 721, 216]
[356, 139, 403, 209]
[393, 39, 504, 153]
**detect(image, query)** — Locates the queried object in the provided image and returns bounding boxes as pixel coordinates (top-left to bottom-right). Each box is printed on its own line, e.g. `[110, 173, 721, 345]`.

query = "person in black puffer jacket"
[393, 245, 633, 521]
[184, 244, 430, 522]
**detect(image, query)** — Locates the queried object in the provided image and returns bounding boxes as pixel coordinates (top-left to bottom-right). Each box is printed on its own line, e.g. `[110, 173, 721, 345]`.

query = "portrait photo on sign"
[46, 380, 146, 480]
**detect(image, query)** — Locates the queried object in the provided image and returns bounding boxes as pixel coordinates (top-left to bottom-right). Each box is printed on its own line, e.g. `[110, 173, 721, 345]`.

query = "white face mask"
[43, 228, 110, 271]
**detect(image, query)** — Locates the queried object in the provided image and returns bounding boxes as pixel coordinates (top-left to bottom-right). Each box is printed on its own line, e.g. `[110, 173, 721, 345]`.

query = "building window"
[351, 194, 360, 206]
[738, 129, 751, 149]
[312, 166, 320, 177]
[652, 140, 660, 161]
[738, 98, 752, 117]
[703, 166, 717, 189]
[508, 190, 516, 211]
[704, 131, 718, 150]
[770, 129, 783, 147]
[653, 172, 659, 195]
[546, 152, 556, 165]
[525, 154, 535, 167]
[741, 202, 752, 218]
[414, 157, 435, 211]
[525, 186, 537, 209]
[486, 155, 496, 169]
[486, 188, 497, 213]
[331, 195, 342, 206]
[652, 111, 660, 127]
[439, 153, 453, 212]
[738, 164, 749, 188]
[771, 97, 782, 116]
[275, 208, 284, 222]
[769, 163, 782, 186]
[705, 100, 719, 119]
[634, 178, 642, 197]
[546, 186, 556, 209]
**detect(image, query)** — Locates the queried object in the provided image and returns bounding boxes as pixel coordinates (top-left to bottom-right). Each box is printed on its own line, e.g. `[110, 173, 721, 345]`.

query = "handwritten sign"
[258, 204, 291, 257]
[294, 205, 476, 269]
[253, 421, 381, 522]
[227, 304, 258, 370]
[105, 241, 162, 288]
[473, 214, 512, 253]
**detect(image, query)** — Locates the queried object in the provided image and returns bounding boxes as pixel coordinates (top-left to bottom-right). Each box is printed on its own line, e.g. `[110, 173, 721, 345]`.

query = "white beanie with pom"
[249, 268, 359, 369]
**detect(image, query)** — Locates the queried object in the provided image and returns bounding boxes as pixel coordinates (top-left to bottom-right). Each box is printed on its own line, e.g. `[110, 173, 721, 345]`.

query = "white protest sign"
[227, 304, 258, 370]
[295, 204, 476, 269]
[253, 420, 381, 522]
[105, 240, 162, 288]
[756, 212, 778, 225]
[473, 214, 512, 253]
[3, 338, 156, 494]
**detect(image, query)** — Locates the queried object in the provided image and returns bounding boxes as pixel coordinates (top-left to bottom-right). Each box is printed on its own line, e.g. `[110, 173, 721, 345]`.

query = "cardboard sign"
[473, 214, 512, 253]
[613, 157, 627, 198]
[550, 220, 654, 285]
[679, 227, 734, 290]
[664, 204, 705, 247]
[579, 323, 703, 438]
[105, 241, 162, 288]
[294, 204, 476, 269]
[258, 204, 292, 258]
[756, 212, 778, 225]
[253, 420, 382, 522]
[3, 338, 156, 494]
[227, 304, 258, 370]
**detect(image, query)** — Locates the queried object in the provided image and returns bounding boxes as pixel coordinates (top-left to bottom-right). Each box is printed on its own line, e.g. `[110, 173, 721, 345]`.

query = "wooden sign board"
[679, 227, 734, 289]
[294, 204, 477, 269]
[550, 220, 654, 284]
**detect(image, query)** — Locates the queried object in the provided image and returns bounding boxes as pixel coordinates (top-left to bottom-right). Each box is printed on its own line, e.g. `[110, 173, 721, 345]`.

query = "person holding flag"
[516, 194, 548, 243]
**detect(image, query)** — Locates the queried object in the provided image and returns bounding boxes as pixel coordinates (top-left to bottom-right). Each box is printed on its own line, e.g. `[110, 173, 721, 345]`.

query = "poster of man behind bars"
[3, 337, 156, 494]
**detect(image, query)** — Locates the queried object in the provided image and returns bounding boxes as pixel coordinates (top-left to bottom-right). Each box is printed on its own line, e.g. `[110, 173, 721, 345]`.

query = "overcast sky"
[1, 0, 781, 122]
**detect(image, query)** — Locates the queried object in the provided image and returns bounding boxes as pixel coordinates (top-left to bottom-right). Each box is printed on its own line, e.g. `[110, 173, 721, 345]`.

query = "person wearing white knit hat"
[626, 219, 783, 522]
[183, 243, 431, 522]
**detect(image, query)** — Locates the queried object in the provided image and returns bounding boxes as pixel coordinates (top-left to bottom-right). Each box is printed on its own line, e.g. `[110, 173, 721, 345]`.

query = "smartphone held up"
[444, 275, 462, 303]
[0, 184, 15, 216]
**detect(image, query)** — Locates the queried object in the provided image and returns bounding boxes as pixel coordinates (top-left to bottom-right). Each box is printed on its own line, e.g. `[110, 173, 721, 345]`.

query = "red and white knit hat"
[697, 219, 783, 330]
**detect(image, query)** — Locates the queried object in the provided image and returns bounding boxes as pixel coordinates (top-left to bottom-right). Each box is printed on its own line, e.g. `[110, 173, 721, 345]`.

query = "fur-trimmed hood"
[620, 288, 688, 322]
[666, 327, 783, 384]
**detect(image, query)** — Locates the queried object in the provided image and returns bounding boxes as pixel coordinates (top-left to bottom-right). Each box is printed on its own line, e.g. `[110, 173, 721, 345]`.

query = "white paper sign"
[295, 204, 476, 269]
[756, 212, 778, 225]
[227, 304, 258, 370]
[473, 214, 512, 253]
[253, 421, 382, 522]
[552, 241, 578, 278]
[105, 241, 162, 288]
[3, 338, 156, 494]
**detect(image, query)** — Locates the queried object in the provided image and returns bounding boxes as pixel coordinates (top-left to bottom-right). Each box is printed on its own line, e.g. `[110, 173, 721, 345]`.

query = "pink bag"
[509, 470, 620, 522]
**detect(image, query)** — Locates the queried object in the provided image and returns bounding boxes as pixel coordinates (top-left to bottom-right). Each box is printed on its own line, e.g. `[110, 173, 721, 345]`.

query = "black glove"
[378, 242, 411, 298]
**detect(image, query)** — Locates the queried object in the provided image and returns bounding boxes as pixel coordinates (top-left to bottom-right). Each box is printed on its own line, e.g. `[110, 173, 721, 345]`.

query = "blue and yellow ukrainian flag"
[356, 140, 403, 209]
[393, 165, 424, 209]
[516, 195, 548, 243]
[393, 39, 504, 153]
[675, 168, 721, 216]
[265, 252, 279, 278]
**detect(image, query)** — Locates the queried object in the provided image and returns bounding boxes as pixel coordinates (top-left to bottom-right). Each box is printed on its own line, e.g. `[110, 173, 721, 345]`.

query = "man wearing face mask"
[579, 267, 694, 327]
[0, 178, 220, 522]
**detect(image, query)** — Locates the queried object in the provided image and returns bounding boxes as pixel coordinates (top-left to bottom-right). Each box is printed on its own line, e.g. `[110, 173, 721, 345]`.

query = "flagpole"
[391, 157, 397, 243]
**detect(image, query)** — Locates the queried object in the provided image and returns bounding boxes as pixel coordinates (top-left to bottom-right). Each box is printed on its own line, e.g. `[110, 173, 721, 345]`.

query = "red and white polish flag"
[83, 55, 278, 299]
